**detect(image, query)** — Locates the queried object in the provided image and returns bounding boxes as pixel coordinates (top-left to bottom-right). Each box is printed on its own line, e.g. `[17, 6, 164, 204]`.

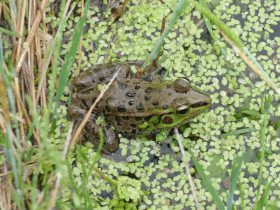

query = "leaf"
[54, 0, 91, 114]
[190, 152, 225, 210]
[255, 182, 271, 210]
[227, 153, 244, 210]
[221, 128, 256, 138]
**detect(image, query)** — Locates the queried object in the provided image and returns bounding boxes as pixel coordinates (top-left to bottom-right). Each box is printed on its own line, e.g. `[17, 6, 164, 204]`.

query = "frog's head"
[144, 78, 211, 131]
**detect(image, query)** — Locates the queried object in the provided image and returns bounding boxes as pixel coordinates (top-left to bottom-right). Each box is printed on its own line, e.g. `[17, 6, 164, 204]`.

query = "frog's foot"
[102, 126, 119, 154]
[142, 63, 167, 81]
[81, 125, 119, 153]
[68, 105, 86, 120]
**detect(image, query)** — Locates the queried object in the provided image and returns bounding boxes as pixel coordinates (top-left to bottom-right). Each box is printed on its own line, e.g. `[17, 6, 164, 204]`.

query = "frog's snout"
[188, 89, 211, 109]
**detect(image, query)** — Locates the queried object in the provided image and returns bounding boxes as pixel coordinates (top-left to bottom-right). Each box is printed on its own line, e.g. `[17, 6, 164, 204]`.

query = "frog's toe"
[102, 127, 119, 153]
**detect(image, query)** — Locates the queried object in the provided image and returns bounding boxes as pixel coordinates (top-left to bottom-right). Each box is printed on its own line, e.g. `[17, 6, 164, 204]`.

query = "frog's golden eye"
[176, 105, 190, 115]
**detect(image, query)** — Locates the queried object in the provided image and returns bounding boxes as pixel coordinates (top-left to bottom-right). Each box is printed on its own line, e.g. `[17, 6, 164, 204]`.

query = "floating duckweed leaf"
[116, 176, 143, 203]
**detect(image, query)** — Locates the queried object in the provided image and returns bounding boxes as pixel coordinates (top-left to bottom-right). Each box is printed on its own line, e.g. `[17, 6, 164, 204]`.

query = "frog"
[69, 61, 211, 153]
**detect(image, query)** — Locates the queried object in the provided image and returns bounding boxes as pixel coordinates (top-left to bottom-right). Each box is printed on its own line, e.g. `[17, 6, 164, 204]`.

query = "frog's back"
[103, 79, 175, 116]
[71, 61, 144, 91]
[71, 63, 125, 91]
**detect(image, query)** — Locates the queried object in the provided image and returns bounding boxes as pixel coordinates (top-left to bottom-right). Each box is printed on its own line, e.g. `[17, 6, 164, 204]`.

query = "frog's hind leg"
[81, 115, 120, 153]
[101, 126, 119, 154]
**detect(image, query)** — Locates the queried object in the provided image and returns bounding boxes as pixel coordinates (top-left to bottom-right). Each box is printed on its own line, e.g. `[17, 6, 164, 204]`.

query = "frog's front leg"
[82, 114, 119, 153]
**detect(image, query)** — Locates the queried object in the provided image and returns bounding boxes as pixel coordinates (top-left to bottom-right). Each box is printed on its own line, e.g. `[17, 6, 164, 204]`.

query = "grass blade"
[149, 0, 192, 62]
[54, 0, 90, 114]
[37, 0, 75, 103]
[227, 153, 244, 210]
[253, 96, 270, 209]
[221, 128, 256, 138]
[199, 0, 216, 41]
[238, 178, 245, 210]
[0, 27, 17, 37]
[190, 0, 280, 95]
[255, 182, 271, 210]
[240, 48, 280, 95]
[190, 0, 242, 48]
[0, 36, 24, 208]
[190, 152, 225, 210]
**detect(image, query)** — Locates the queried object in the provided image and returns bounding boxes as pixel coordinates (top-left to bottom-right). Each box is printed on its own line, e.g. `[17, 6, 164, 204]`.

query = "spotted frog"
[69, 61, 211, 153]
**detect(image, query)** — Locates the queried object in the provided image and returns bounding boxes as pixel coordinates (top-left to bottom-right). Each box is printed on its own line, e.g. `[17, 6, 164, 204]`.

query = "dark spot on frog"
[190, 101, 210, 108]
[99, 77, 105, 82]
[162, 104, 169, 109]
[144, 116, 152, 121]
[115, 116, 121, 121]
[105, 105, 111, 112]
[126, 91, 136, 98]
[131, 129, 137, 135]
[130, 123, 137, 128]
[118, 81, 128, 89]
[135, 117, 142, 121]
[145, 95, 151, 101]
[145, 87, 153, 94]
[128, 100, 134, 106]
[123, 131, 130, 136]
[162, 116, 173, 124]
[152, 101, 159, 106]
[137, 103, 145, 112]
[122, 116, 129, 120]
[117, 105, 127, 113]
[134, 84, 141, 89]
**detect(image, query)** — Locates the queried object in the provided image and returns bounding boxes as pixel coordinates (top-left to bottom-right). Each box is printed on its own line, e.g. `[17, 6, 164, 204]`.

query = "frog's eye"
[174, 78, 191, 93]
[176, 105, 190, 115]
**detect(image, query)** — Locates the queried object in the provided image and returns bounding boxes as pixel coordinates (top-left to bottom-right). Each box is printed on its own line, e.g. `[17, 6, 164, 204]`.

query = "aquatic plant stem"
[175, 128, 202, 210]
[253, 97, 269, 209]
[149, 0, 192, 62]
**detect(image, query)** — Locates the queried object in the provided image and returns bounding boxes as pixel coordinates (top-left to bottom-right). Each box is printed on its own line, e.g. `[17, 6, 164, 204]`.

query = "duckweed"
[41, 0, 280, 208]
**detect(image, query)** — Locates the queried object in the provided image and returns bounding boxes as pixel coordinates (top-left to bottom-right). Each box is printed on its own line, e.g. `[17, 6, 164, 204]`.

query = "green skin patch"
[138, 105, 209, 133]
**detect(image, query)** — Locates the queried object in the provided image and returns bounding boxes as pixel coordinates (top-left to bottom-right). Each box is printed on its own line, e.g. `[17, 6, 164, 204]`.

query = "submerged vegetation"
[0, 0, 279, 209]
